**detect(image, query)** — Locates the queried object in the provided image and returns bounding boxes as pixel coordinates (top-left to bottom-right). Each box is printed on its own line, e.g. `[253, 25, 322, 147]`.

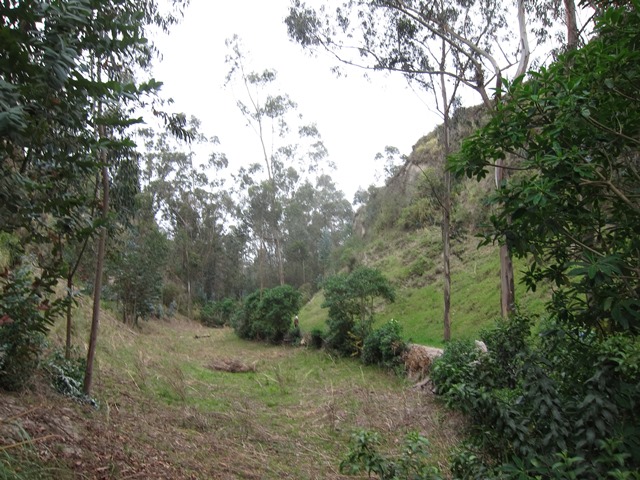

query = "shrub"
[432, 314, 640, 478]
[0, 267, 54, 391]
[44, 349, 97, 407]
[232, 285, 301, 344]
[340, 429, 442, 479]
[201, 298, 237, 327]
[362, 319, 407, 371]
[322, 267, 395, 356]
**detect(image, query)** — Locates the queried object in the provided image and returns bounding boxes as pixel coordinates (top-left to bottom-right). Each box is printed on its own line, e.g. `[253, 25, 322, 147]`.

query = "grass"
[301, 226, 552, 347]
[0, 299, 464, 479]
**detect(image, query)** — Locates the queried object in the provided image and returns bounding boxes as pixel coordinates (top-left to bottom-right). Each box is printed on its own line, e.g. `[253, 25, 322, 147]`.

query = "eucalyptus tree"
[286, 0, 517, 337]
[0, 0, 190, 392]
[285, 0, 591, 326]
[283, 175, 353, 288]
[141, 120, 230, 316]
[225, 36, 332, 288]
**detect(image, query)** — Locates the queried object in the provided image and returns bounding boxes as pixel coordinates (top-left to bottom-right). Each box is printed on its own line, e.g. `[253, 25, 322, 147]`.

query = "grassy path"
[2, 311, 463, 479]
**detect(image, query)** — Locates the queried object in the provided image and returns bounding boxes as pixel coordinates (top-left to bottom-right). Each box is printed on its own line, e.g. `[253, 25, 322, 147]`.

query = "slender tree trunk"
[564, 0, 579, 50]
[83, 164, 109, 396]
[495, 163, 516, 317]
[440, 58, 452, 342]
[65, 276, 73, 359]
[275, 235, 284, 286]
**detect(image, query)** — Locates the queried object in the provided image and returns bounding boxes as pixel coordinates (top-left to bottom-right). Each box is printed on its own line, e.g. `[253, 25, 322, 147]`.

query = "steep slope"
[301, 105, 551, 346]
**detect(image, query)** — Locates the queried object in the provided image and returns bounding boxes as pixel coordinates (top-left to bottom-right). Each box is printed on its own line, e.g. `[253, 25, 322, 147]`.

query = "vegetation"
[432, 1, 640, 477]
[232, 285, 302, 344]
[322, 267, 395, 356]
[0, 310, 463, 479]
[2, 0, 639, 478]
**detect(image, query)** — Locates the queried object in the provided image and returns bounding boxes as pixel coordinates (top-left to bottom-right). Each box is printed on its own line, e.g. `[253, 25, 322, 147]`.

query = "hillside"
[301, 105, 551, 346]
[1, 303, 463, 479]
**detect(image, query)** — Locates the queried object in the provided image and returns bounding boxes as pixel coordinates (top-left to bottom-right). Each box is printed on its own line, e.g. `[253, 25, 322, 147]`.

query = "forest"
[1, 0, 639, 478]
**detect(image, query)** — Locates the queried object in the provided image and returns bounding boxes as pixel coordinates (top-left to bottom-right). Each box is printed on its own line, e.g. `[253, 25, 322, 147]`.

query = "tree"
[232, 285, 302, 343]
[108, 193, 169, 326]
[225, 36, 332, 288]
[322, 266, 395, 355]
[286, 0, 592, 321]
[141, 120, 230, 315]
[451, 1, 640, 334]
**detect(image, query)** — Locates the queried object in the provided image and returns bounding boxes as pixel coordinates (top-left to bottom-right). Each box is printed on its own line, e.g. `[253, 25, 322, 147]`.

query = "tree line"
[0, 0, 353, 395]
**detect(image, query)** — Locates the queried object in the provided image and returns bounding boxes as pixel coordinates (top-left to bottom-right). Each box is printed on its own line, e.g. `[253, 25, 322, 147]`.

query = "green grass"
[300, 226, 552, 348]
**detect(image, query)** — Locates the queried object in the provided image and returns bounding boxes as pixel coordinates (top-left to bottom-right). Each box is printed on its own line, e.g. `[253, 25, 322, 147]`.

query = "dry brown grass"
[1, 306, 465, 479]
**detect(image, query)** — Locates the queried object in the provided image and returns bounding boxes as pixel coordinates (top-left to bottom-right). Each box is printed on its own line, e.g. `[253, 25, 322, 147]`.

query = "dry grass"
[1, 304, 465, 479]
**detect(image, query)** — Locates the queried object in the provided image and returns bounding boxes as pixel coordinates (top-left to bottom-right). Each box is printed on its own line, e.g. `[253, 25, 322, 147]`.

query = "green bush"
[200, 298, 237, 327]
[0, 267, 53, 391]
[432, 315, 640, 478]
[309, 327, 325, 349]
[322, 267, 395, 356]
[44, 349, 96, 407]
[340, 429, 442, 479]
[362, 319, 407, 371]
[232, 285, 301, 344]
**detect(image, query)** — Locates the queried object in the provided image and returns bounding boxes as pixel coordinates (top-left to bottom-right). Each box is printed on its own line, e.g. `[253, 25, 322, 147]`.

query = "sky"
[151, 0, 443, 202]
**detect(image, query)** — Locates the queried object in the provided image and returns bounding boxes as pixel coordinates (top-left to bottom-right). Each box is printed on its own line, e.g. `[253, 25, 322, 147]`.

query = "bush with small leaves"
[362, 319, 407, 371]
[340, 429, 442, 480]
[0, 267, 55, 391]
[232, 286, 301, 344]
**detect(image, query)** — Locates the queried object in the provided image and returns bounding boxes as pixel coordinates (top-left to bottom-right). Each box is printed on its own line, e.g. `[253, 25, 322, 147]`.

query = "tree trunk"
[443, 168, 452, 342]
[495, 161, 516, 317]
[440, 57, 452, 342]
[65, 276, 73, 360]
[500, 243, 515, 317]
[564, 0, 579, 50]
[83, 164, 109, 396]
[275, 234, 285, 286]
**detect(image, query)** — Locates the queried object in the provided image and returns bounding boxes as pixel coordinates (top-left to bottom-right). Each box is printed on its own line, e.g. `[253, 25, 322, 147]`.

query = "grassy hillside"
[300, 226, 551, 347]
[1, 300, 463, 479]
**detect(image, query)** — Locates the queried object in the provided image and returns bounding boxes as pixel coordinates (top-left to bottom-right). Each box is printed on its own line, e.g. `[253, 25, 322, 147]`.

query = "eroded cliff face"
[354, 104, 490, 238]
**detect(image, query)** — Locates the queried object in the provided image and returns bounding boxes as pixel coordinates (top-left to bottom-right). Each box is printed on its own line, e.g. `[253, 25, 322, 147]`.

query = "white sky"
[151, 0, 442, 202]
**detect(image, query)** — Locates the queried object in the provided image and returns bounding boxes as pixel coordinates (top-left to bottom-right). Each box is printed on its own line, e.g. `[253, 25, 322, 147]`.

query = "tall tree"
[286, 0, 591, 321]
[287, 0, 518, 334]
[225, 36, 331, 288]
[83, 0, 192, 396]
[141, 120, 229, 316]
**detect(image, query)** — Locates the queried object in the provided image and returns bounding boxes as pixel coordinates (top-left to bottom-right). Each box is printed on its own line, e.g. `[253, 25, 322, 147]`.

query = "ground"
[0, 311, 463, 479]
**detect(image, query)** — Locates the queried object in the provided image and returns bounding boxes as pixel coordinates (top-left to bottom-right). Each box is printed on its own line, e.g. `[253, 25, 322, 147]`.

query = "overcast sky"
[151, 0, 442, 202]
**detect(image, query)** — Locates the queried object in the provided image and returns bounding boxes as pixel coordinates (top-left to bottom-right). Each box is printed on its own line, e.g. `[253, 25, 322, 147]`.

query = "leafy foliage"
[108, 219, 169, 326]
[451, 2, 640, 334]
[434, 315, 640, 478]
[322, 267, 395, 356]
[362, 319, 407, 371]
[44, 349, 96, 406]
[0, 267, 52, 391]
[200, 298, 237, 328]
[233, 285, 302, 344]
[340, 429, 442, 480]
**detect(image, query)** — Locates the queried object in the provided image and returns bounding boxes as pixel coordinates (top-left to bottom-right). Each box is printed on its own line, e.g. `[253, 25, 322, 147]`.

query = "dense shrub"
[340, 429, 442, 479]
[0, 267, 54, 391]
[432, 314, 640, 478]
[309, 327, 325, 349]
[362, 319, 407, 371]
[232, 285, 301, 344]
[44, 349, 96, 406]
[200, 298, 237, 327]
[322, 267, 395, 356]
